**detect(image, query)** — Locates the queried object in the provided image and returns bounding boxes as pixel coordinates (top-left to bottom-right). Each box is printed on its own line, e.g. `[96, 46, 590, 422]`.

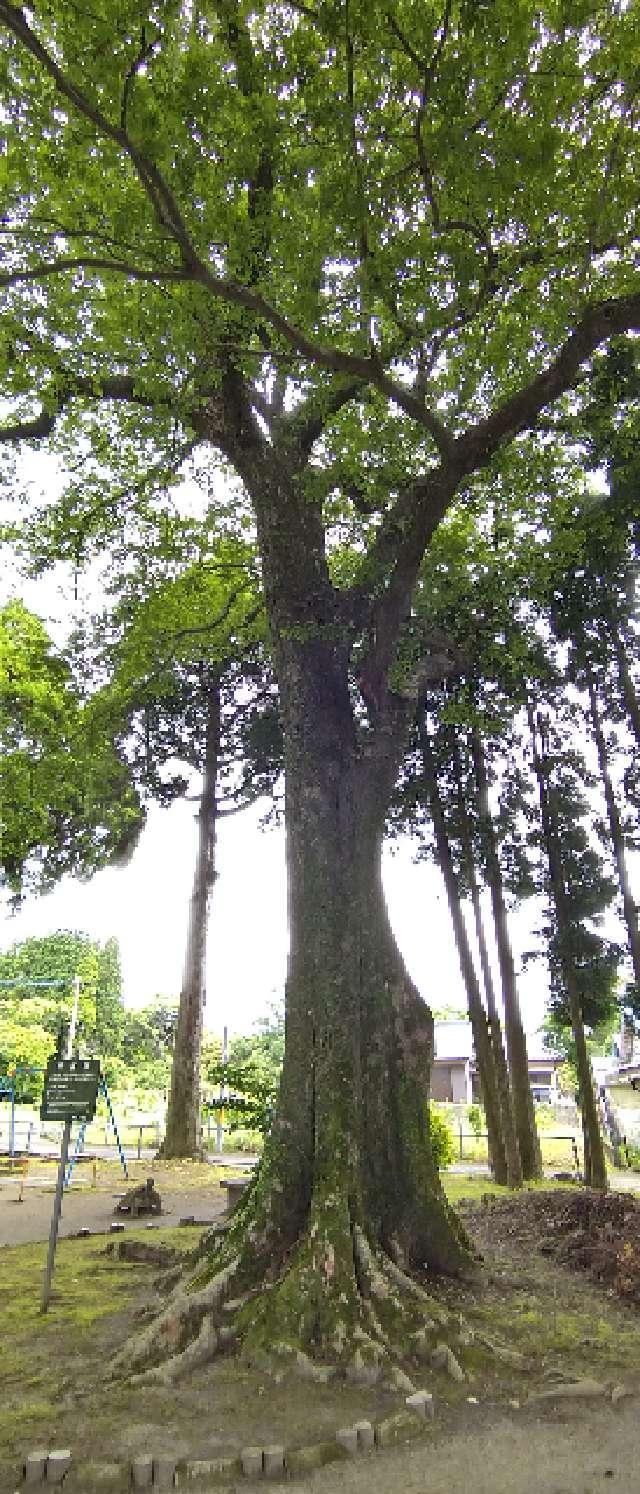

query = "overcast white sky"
[0, 785, 552, 1037]
[1, 449, 634, 1041]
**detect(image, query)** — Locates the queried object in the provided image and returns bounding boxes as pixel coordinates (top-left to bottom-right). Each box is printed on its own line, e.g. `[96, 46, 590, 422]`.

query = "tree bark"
[449, 733, 522, 1185]
[527, 707, 607, 1190]
[161, 675, 221, 1159]
[586, 665, 640, 994]
[419, 724, 510, 1185]
[610, 622, 640, 753]
[471, 729, 543, 1180]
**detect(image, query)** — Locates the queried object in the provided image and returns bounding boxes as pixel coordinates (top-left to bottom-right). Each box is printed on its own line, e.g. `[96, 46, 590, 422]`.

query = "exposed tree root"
[108, 1172, 484, 1389]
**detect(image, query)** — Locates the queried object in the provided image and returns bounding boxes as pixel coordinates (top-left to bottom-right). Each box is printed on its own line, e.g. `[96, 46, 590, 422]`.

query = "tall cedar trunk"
[610, 622, 640, 753]
[419, 724, 510, 1184]
[449, 740, 523, 1186]
[587, 667, 640, 992]
[237, 453, 471, 1286]
[527, 706, 607, 1190]
[471, 728, 543, 1180]
[162, 677, 220, 1159]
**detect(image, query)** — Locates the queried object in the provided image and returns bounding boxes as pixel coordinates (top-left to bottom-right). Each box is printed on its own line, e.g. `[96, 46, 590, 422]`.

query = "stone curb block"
[153, 1456, 176, 1489]
[46, 1451, 71, 1486]
[240, 1447, 263, 1479]
[24, 1452, 48, 1486]
[354, 1420, 374, 1451]
[335, 1428, 358, 1456]
[262, 1446, 285, 1480]
[131, 1455, 154, 1489]
[406, 1390, 435, 1420]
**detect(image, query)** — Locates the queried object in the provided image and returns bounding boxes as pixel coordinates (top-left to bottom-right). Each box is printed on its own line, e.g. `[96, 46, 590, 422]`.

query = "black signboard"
[40, 1058, 101, 1123]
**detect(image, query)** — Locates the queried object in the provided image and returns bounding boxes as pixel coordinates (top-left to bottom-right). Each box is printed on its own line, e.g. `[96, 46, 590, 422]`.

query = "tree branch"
[0, 257, 189, 290]
[0, 373, 157, 444]
[285, 377, 364, 462]
[454, 291, 640, 472]
[0, 3, 201, 271]
[121, 25, 161, 132]
[0, 6, 455, 457]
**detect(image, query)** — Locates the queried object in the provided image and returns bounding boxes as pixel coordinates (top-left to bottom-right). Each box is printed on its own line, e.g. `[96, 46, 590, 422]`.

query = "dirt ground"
[1, 1181, 639, 1492]
[0, 1159, 234, 1247]
[282, 1401, 640, 1494]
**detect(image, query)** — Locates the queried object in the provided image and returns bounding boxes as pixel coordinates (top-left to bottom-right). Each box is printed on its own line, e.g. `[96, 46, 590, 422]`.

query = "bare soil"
[0, 1160, 233, 1248]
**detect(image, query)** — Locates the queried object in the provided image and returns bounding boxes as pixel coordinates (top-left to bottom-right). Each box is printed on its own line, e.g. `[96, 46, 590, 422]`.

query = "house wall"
[451, 1063, 471, 1105]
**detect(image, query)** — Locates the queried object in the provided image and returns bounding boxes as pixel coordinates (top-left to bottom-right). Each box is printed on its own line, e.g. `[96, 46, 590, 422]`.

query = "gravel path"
[0, 1179, 225, 1247]
[284, 1401, 640, 1494]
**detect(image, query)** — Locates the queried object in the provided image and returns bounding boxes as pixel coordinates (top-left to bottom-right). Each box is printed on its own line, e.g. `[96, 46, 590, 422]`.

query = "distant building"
[599, 1014, 640, 1147]
[431, 1020, 563, 1106]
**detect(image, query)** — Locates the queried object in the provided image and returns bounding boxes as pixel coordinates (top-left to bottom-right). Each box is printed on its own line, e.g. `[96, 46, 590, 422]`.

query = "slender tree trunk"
[527, 706, 607, 1190]
[609, 623, 640, 753]
[586, 666, 640, 993]
[471, 729, 543, 1180]
[161, 676, 221, 1159]
[450, 736, 522, 1185]
[420, 724, 510, 1185]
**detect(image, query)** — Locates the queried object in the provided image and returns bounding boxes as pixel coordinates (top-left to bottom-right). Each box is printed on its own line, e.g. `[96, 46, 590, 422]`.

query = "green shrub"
[429, 1108, 456, 1169]
[467, 1104, 483, 1137]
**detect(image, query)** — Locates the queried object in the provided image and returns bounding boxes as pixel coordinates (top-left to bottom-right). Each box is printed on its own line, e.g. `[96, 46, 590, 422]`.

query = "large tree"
[2, 2, 640, 1374]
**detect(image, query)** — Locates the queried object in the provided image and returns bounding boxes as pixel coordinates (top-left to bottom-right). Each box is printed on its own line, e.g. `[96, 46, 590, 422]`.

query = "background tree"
[0, 601, 144, 900]
[2, 1, 640, 1373]
[0, 930, 125, 1085]
[80, 530, 274, 1157]
[527, 706, 620, 1188]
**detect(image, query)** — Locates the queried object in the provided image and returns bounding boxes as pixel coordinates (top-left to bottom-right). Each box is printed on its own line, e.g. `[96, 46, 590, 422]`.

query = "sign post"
[40, 1052, 100, 1313]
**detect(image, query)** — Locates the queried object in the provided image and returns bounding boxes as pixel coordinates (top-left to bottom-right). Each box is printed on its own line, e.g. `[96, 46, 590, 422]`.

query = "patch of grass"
[0, 1224, 210, 1471]
[442, 1174, 574, 1206]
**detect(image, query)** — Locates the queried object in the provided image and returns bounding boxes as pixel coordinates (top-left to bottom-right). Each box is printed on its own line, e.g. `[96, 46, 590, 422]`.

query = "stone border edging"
[19, 1391, 435, 1488]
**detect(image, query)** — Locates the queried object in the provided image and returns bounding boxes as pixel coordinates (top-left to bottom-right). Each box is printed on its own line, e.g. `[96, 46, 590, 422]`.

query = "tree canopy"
[0, 599, 144, 899]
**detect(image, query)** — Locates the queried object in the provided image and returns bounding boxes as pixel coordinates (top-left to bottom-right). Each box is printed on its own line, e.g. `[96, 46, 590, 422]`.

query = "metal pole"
[67, 975, 81, 1057]
[40, 975, 81, 1311]
[216, 1025, 228, 1154]
[9, 1080, 15, 1160]
[41, 1117, 72, 1312]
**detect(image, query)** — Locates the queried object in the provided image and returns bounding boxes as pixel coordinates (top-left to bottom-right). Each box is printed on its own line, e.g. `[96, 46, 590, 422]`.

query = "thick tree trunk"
[472, 729, 543, 1181]
[116, 454, 472, 1383]
[587, 667, 640, 993]
[161, 677, 220, 1160]
[419, 725, 510, 1185]
[527, 708, 607, 1190]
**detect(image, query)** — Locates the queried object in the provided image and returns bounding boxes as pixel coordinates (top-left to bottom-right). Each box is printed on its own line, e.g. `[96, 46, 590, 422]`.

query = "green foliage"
[467, 1104, 483, 1138]
[0, 931, 178, 1093]
[0, 601, 144, 900]
[203, 1002, 284, 1137]
[121, 998, 178, 1090]
[428, 1107, 456, 1171]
